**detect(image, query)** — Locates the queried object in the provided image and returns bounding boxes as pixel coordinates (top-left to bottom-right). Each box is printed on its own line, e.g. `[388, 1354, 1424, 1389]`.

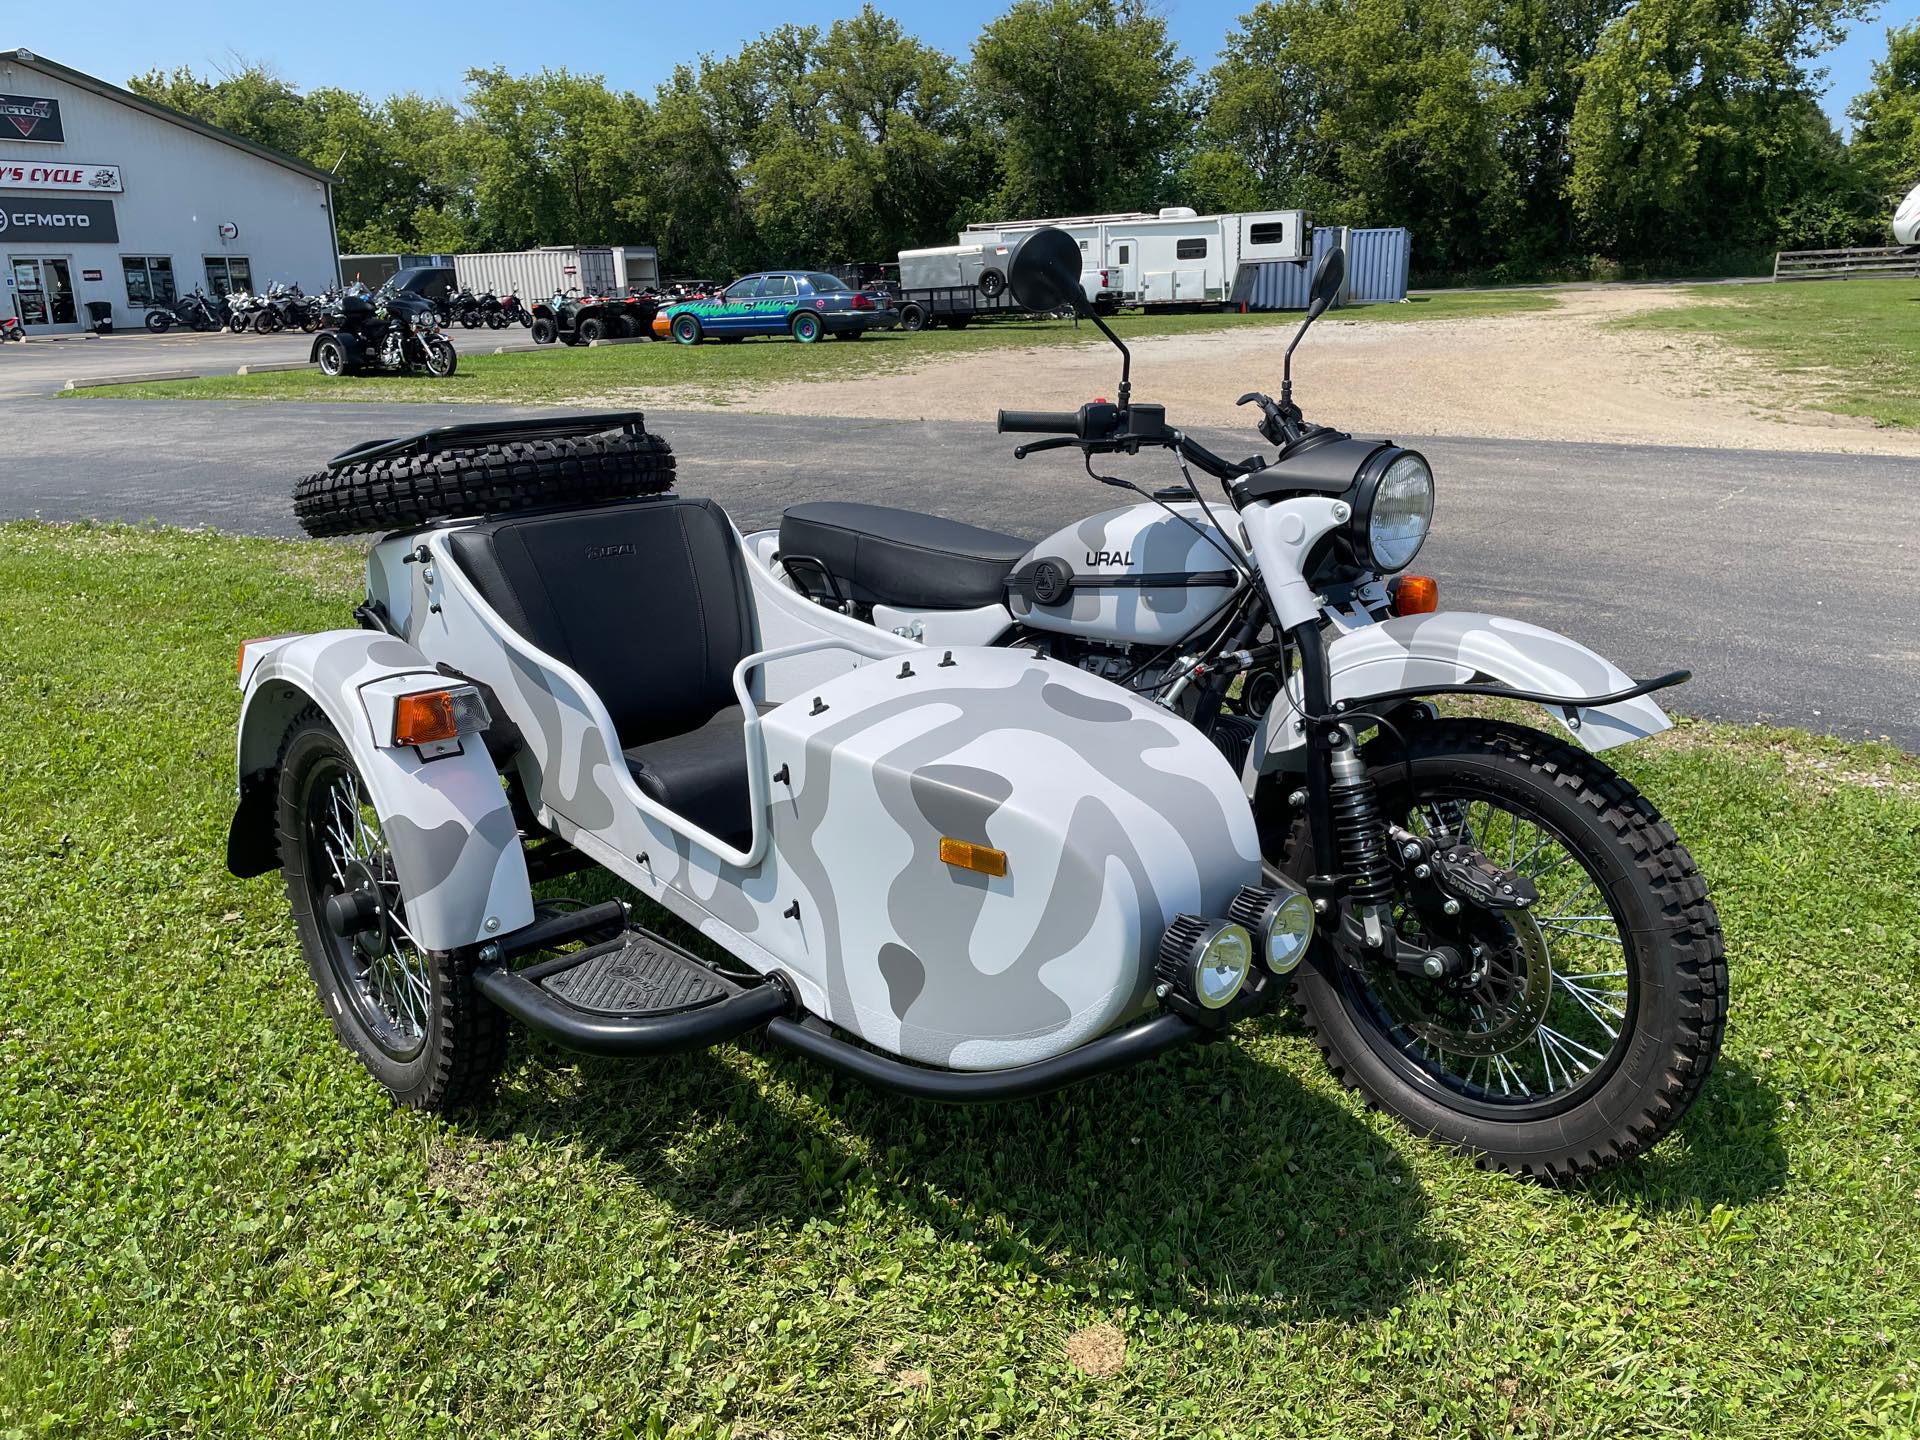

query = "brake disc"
[1386, 909, 1553, 1058]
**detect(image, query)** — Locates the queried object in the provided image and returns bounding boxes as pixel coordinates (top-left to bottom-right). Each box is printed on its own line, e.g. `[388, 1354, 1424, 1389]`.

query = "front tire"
[275, 712, 506, 1111]
[530, 316, 557, 345]
[1285, 719, 1726, 1181]
[425, 339, 458, 378]
[671, 313, 702, 345]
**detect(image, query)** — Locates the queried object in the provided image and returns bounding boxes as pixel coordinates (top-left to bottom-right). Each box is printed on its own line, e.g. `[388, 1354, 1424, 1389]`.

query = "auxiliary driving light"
[1157, 916, 1254, 1012]
[1228, 882, 1318, 974]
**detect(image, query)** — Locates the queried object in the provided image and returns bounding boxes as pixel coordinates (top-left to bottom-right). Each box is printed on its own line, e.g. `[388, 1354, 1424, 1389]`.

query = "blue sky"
[12, 0, 1917, 129]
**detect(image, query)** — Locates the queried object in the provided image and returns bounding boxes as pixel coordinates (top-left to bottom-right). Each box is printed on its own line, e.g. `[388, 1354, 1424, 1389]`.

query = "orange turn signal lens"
[1390, 574, 1439, 616]
[939, 837, 1008, 877]
[393, 690, 462, 746]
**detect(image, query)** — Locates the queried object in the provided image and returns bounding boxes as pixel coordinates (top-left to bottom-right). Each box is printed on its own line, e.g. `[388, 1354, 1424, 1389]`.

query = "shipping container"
[1234, 227, 1410, 310]
[610, 245, 660, 293]
[453, 247, 622, 302]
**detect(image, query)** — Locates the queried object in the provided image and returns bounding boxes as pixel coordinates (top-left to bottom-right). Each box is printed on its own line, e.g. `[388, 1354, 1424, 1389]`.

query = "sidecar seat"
[447, 498, 762, 844]
[778, 502, 1030, 610]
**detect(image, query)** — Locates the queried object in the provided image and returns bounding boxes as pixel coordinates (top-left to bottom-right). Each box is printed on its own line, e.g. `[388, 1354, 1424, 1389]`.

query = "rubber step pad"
[540, 931, 730, 1017]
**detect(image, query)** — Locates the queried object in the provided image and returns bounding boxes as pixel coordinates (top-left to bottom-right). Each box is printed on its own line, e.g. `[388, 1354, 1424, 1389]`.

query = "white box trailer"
[961, 207, 1306, 307]
[899, 237, 1110, 304]
[453, 246, 624, 301]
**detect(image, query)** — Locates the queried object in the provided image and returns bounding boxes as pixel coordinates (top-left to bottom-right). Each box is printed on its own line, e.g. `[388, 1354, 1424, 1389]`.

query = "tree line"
[131, 0, 1920, 282]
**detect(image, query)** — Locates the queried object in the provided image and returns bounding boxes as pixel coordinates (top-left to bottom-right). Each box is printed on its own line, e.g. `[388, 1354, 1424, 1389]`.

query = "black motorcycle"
[446, 286, 486, 329]
[143, 287, 226, 333]
[309, 292, 457, 378]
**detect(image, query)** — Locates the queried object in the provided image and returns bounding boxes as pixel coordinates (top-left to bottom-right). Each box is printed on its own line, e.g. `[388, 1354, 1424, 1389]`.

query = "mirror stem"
[1085, 308, 1132, 409]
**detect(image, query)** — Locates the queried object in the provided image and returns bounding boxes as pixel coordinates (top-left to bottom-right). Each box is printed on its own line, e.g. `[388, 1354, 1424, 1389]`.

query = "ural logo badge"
[1085, 548, 1132, 568]
[584, 543, 635, 559]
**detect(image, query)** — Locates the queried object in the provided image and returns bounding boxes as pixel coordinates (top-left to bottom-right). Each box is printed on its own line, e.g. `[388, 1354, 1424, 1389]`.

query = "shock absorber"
[1327, 727, 1395, 949]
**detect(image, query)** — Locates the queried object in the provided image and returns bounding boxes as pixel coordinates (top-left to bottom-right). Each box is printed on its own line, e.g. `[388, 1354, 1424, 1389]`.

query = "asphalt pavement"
[4, 396, 1913, 748]
[0, 323, 543, 398]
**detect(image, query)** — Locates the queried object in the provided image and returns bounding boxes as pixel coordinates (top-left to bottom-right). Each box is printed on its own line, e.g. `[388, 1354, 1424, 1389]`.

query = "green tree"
[970, 0, 1193, 217]
[1569, 0, 1876, 262]
[1195, 0, 1508, 270]
[127, 62, 311, 159]
[462, 67, 649, 250]
[1849, 22, 1920, 219]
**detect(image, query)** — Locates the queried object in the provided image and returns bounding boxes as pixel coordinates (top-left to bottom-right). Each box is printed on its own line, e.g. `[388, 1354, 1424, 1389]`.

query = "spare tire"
[292, 428, 676, 538]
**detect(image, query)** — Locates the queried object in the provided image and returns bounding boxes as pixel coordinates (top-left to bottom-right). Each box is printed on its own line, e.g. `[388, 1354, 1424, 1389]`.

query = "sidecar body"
[232, 427, 1281, 1093]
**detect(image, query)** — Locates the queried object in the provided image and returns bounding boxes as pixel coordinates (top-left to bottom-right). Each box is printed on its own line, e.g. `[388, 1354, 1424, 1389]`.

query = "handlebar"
[998, 409, 1084, 436]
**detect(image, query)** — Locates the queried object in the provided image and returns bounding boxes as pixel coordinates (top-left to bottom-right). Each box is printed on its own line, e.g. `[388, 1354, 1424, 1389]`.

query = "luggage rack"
[328, 411, 653, 469]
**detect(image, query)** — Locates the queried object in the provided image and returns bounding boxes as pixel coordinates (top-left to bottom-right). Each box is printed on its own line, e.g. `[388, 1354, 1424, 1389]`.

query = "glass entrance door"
[10, 257, 77, 328]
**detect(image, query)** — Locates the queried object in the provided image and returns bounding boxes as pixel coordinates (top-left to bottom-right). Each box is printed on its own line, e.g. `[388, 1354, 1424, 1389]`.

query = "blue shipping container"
[1236, 226, 1410, 310]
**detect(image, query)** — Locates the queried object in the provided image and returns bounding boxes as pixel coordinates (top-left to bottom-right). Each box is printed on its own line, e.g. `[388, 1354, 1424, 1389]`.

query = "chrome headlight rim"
[1346, 445, 1434, 574]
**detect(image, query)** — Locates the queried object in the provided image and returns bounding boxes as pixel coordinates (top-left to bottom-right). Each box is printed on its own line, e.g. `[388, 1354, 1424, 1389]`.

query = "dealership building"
[0, 48, 338, 334]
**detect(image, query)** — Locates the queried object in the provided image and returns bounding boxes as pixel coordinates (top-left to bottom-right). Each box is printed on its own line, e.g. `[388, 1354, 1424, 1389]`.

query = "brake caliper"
[1379, 825, 1539, 981]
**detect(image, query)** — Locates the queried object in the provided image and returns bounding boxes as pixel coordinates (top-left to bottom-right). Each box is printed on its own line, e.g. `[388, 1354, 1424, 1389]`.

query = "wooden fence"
[1773, 245, 1920, 281]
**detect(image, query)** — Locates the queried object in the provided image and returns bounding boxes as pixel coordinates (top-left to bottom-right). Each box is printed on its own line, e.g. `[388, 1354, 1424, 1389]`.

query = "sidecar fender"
[1251, 612, 1672, 781]
[229, 629, 533, 951]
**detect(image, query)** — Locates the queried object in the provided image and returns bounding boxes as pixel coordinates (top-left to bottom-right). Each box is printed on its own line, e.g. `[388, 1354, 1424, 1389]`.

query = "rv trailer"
[961, 207, 1307, 308]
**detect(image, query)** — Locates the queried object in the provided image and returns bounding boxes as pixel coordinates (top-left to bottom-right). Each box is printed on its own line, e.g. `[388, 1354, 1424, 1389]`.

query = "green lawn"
[3, 521, 1916, 1438]
[63, 291, 1556, 406]
[1617, 277, 1920, 428]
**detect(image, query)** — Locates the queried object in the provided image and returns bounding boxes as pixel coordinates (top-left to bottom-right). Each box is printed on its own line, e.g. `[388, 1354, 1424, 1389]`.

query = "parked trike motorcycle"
[228, 232, 1723, 1183]
[309, 292, 458, 378]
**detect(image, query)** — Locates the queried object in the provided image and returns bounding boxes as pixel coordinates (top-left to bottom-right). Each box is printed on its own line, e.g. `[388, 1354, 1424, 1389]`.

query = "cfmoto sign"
[0, 196, 119, 242]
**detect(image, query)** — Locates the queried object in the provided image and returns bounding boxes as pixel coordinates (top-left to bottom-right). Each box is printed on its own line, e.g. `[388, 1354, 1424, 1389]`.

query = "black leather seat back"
[448, 498, 753, 746]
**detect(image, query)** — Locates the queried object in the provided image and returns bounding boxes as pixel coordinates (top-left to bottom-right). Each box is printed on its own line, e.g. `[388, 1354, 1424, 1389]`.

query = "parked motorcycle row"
[142, 283, 346, 336]
[440, 286, 533, 329]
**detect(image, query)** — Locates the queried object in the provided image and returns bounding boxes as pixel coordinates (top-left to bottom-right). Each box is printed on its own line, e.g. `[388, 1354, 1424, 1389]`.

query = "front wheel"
[1283, 718, 1726, 1181]
[425, 340, 458, 377]
[275, 711, 506, 1110]
[670, 313, 702, 345]
[530, 317, 557, 345]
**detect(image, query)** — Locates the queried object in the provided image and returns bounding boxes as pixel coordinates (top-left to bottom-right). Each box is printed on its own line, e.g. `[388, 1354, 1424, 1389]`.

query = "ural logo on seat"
[584, 543, 636, 560]
[1086, 549, 1133, 568]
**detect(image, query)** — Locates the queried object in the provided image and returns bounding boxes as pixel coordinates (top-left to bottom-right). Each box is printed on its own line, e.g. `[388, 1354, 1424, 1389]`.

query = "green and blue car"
[652, 271, 899, 344]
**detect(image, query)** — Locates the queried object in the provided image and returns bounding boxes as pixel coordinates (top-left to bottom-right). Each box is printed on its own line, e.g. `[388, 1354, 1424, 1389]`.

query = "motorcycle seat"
[778, 501, 1030, 611]
[446, 497, 761, 843]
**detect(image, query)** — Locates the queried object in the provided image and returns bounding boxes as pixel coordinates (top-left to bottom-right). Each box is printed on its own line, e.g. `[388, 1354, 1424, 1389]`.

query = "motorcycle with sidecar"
[230, 229, 1725, 1182]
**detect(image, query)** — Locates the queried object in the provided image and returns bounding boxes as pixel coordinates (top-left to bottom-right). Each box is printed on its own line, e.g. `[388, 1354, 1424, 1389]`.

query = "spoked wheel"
[275, 711, 505, 1109]
[1284, 718, 1726, 1180]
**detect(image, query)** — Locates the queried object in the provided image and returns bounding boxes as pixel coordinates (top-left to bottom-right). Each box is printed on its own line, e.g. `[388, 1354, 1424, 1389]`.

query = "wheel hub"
[1389, 910, 1553, 1057]
[333, 858, 390, 960]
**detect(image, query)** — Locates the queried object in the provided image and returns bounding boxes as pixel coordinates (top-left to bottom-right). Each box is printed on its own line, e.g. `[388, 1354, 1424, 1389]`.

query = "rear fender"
[1248, 611, 1672, 784]
[230, 630, 533, 951]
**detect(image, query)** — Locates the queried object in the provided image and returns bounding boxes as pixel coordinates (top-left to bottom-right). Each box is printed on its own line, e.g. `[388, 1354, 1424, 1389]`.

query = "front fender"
[1251, 611, 1672, 780]
[230, 629, 533, 951]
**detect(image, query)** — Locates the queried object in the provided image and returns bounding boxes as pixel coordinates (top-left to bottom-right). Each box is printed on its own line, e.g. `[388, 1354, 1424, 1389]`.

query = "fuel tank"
[1006, 502, 1245, 645]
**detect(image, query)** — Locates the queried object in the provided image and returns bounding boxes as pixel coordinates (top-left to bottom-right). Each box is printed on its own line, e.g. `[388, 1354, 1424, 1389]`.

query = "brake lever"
[1012, 436, 1082, 460]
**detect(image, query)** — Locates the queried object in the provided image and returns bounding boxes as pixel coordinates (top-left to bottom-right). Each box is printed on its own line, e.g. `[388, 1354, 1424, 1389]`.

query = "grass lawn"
[1617, 277, 1920, 428]
[62, 291, 1557, 406]
[3, 520, 1916, 1438]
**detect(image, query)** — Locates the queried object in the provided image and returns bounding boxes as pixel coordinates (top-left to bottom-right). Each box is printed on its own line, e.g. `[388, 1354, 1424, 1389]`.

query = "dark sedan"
[653, 271, 898, 344]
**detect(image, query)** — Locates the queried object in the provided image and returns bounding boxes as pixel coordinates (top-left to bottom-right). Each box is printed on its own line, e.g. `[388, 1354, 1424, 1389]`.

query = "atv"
[529, 289, 658, 346]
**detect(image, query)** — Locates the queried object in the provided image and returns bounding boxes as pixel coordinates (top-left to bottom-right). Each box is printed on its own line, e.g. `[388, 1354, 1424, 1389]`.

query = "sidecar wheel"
[1283, 718, 1727, 1182]
[275, 710, 506, 1111]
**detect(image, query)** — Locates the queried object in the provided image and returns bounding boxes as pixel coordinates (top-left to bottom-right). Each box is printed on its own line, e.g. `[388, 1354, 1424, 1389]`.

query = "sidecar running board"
[473, 926, 790, 1057]
[763, 1013, 1204, 1103]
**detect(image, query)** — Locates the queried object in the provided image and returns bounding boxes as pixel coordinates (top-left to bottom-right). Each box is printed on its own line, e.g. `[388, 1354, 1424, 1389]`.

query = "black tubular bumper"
[763, 1012, 1203, 1102]
[472, 960, 790, 1057]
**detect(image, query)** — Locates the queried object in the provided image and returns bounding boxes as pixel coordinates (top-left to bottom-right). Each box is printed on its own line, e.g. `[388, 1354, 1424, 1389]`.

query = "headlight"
[1157, 916, 1253, 1011]
[1228, 883, 1316, 974]
[1349, 448, 1433, 572]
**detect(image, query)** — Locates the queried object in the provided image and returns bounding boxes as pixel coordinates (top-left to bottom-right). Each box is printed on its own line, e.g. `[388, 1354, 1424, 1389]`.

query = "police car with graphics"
[653, 270, 899, 344]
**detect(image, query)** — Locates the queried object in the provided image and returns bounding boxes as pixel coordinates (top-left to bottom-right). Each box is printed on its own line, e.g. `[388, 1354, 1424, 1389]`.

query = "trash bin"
[84, 300, 114, 335]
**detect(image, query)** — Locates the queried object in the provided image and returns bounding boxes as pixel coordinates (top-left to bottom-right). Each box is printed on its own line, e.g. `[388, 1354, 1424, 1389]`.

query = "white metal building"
[0, 48, 338, 334]
[452, 245, 660, 300]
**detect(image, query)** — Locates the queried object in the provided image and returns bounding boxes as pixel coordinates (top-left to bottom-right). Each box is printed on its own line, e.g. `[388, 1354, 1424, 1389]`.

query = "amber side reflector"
[1390, 574, 1439, 616]
[393, 690, 462, 746]
[939, 837, 1008, 877]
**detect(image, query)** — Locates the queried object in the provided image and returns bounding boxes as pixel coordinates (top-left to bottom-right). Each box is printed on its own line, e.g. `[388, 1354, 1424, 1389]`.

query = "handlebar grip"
[998, 409, 1082, 436]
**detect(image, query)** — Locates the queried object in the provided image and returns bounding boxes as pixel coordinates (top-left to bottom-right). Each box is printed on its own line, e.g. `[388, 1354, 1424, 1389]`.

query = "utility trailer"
[960, 207, 1306, 310]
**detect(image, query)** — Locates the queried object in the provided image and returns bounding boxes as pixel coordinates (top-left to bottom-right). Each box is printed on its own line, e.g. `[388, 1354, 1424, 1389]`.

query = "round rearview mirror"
[1307, 245, 1346, 319]
[1008, 227, 1086, 313]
